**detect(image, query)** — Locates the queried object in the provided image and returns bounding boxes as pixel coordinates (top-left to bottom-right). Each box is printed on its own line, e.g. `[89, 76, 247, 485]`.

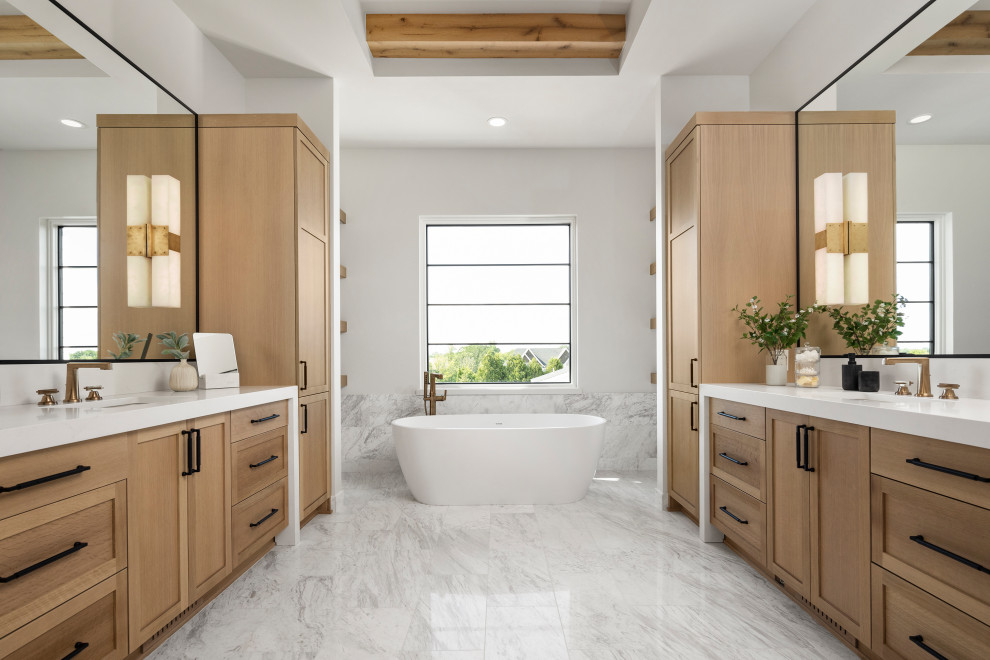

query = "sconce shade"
[843, 173, 868, 305]
[814, 172, 869, 306]
[126, 174, 181, 308]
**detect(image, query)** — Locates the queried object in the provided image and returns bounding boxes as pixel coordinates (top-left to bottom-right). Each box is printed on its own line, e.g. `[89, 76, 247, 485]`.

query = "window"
[423, 218, 575, 386]
[47, 221, 98, 360]
[896, 219, 935, 355]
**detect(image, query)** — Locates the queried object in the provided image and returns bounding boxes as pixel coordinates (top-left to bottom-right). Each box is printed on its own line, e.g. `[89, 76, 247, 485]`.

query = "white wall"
[897, 145, 990, 354]
[340, 148, 656, 395]
[0, 150, 97, 359]
[244, 78, 334, 149]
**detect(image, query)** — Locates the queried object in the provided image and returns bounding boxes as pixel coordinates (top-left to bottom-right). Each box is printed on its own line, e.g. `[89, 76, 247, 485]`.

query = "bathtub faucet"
[423, 371, 447, 415]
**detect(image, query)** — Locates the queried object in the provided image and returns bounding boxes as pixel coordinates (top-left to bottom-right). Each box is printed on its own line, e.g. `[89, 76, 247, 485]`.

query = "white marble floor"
[149, 471, 855, 659]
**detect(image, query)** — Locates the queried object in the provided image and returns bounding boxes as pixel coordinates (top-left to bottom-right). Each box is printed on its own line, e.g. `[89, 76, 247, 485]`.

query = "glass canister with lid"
[795, 345, 821, 388]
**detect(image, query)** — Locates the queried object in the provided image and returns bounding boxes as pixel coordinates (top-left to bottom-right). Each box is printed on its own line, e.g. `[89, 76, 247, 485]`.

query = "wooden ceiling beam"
[908, 10, 990, 56]
[366, 13, 625, 59]
[0, 15, 83, 60]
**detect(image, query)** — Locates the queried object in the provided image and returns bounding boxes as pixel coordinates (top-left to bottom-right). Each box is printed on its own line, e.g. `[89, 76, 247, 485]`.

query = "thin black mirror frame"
[793, 0, 988, 358]
[0, 0, 199, 364]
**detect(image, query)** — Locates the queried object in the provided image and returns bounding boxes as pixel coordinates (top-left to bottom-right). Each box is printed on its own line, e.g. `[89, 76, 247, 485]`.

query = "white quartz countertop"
[700, 384, 990, 451]
[0, 386, 297, 459]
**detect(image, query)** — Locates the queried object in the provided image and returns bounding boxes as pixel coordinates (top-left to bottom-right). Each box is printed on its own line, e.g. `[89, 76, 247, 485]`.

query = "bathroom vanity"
[699, 384, 990, 659]
[0, 387, 298, 658]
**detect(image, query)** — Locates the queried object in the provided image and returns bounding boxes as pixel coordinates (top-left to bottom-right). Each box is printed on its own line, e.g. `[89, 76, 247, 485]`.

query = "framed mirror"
[0, 0, 197, 362]
[797, 0, 988, 357]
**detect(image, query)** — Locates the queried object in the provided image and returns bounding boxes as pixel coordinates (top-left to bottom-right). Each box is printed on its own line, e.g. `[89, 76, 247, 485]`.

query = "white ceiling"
[173, 0, 821, 148]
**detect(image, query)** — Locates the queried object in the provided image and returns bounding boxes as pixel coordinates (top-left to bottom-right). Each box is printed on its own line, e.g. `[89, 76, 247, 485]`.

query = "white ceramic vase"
[169, 358, 199, 392]
[766, 349, 788, 386]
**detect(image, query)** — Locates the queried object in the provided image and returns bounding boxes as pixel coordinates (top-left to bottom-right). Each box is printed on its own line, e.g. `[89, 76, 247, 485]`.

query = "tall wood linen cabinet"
[199, 114, 332, 523]
[664, 113, 796, 521]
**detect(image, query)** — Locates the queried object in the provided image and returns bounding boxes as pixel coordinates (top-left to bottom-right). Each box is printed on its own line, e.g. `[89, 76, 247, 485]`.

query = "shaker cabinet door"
[297, 229, 328, 394]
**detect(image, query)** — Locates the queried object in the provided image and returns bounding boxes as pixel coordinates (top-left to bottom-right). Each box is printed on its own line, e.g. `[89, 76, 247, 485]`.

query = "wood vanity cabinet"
[766, 410, 872, 647]
[664, 113, 795, 520]
[199, 114, 332, 524]
[127, 414, 232, 650]
[668, 390, 700, 518]
[300, 391, 330, 521]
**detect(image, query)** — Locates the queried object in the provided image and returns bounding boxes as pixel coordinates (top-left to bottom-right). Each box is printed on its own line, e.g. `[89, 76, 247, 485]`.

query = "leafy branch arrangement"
[108, 332, 145, 359]
[156, 331, 190, 360]
[818, 296, 905, 355]
[732, 296, 814, 365]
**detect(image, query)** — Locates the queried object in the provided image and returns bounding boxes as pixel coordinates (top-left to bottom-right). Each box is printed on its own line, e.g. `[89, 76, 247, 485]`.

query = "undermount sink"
[60, 394, 197, 410]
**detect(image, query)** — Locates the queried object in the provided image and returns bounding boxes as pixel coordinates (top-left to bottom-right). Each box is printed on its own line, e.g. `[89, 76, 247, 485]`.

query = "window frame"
[418, 215, 579, 394]
[42, 217, 98, 360]
[896, 212, 953, 355]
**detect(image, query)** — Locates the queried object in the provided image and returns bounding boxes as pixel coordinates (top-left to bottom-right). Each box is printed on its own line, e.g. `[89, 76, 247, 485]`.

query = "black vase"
[858, 370, 880, 393]
[841, 355, 862, 391]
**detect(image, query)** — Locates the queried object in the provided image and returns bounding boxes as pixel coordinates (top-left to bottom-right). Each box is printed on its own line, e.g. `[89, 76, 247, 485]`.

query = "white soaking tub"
[391, 413, 606, 505]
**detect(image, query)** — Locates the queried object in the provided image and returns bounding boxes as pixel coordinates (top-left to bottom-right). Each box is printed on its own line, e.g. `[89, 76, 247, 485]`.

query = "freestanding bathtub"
[392, 414, 606, 505]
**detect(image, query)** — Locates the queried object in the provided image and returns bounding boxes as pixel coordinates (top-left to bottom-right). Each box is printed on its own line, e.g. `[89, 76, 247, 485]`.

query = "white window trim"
[897, 212, 953, 355]
[40, 217, 97, 360]
[418, 215, 580, 395]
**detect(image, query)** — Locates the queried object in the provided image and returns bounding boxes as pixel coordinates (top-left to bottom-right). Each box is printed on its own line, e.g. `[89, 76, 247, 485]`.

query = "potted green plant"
[732, 295, 813, 386]
[108, 332, 145, 360]
[818, 296, 905, 355]
[157, 331, 197, 392]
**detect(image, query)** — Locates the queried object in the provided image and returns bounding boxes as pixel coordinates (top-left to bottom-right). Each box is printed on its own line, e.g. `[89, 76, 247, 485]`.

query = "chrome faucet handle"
[84, 385, 104, 401]
[937, 383, 959, 400]
[894, 381, 913, 396]
[36, 389, 58, 406]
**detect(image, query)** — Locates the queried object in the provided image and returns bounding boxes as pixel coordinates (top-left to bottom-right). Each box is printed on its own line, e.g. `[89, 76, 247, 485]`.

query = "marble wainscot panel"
[342, 393, 657, 473]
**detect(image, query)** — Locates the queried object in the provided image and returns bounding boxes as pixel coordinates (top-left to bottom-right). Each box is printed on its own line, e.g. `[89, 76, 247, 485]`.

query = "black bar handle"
[301, 403, 309, 434]
[717, 411, 746, 421]
[719, 506, 748, 525]
[194, 428, 202, 474]
[719, 452, 749, 466]
[61, 642, 90, 660]
[796, 424, 806, 470]
[803, 426, 815, 472]
[0, 541, 87, 583]
[181, 429, 194, 476]
[249, 455, 279, 469]
[249, 508, 279, 528]
[906, 458, 990, 483]
[910, 535, 990, 575]
[689, 358, 698, 387]
[300, 360, 308, 391]
[690, 401, 698, 432]
[908, 635, 949, 660]
[0, 465, 91, 494]
[251, 413, 281, 424]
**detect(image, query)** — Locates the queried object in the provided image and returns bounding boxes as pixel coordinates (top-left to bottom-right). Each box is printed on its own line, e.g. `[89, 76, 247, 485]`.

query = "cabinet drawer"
[711, 425, 766, 501]
[711, 476, 766, 567]
[232, 427, 288, 505]
[232, 478, 287, 565]
[872, 566, 990, 660]
[0, 482, 127, 639]
[872, 476, 990, 625]
[709, 398, 765, 439]
[0, 570, 128, 660]
[872, 429, 990, 510]
[0, 434, 127, 521]
[231, 400, 288, 441]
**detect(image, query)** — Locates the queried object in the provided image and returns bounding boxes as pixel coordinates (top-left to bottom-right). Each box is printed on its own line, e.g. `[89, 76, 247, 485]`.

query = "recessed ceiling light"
[909, 114, 932, 124]
[60, 118, 85, 128]
[487, 117, 507, 128]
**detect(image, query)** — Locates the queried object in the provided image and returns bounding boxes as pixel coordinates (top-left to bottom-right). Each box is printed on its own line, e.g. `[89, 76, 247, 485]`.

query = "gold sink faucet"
[64, 362, 112, 403]
[423, 371, 446, 415]
[882, 357, 932, 398]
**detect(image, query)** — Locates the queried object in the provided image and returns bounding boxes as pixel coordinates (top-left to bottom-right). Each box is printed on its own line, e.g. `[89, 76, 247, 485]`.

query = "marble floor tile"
[149, 470, 856, 660]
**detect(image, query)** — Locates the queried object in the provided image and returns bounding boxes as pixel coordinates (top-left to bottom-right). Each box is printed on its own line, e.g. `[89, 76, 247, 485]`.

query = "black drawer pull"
[250, 413, 280, 424]
[909, 635, 948, 660]
[718, 452, 748, 466]
[249, 455, 279, 469]
[803, 426, 815, 472]
[249, 508, 279, 527]
[0, 465, 91, 494]
[910, 535, 990, 575]
[717, 411, 746, 421]
[62, 642, 89, 660]
[719, 506, 748, 525]
[906, 457, 990, 482]
[0, 541, 87, 583]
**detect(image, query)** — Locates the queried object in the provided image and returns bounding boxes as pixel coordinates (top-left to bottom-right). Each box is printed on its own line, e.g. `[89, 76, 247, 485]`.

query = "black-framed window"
[57, 225, 99, 360]
[895, 220, 935, 355]
[425, 222, 573, 385]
